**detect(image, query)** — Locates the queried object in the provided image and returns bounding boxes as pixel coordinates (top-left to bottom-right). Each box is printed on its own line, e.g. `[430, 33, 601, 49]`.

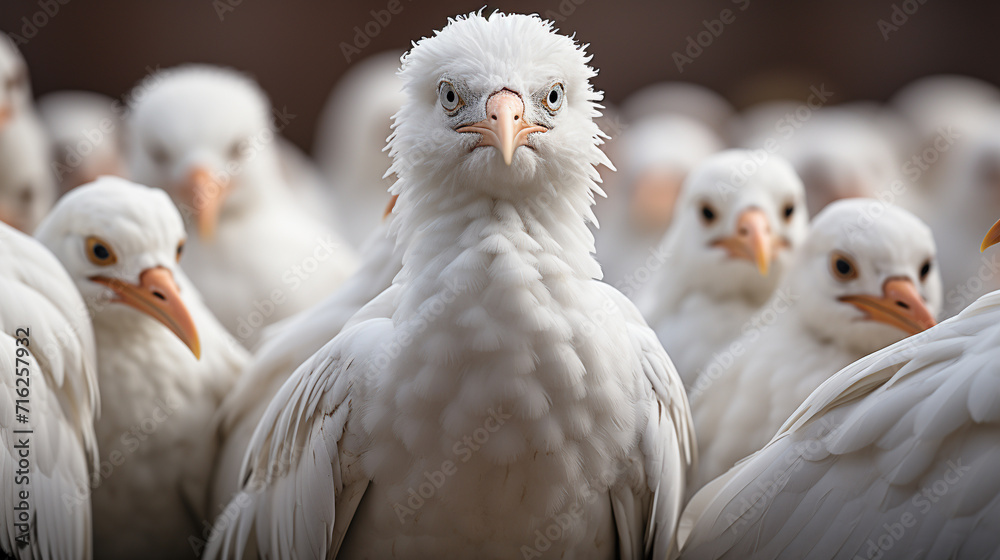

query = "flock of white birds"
[2, 10, 1000, 560]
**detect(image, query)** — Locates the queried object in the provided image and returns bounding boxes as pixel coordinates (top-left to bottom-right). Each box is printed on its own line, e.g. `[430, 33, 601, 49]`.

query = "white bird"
[891, 74, 1000, 154]
[741, 106, 901, 216]
[206, 12, 693, 559]
[621, 82, 735, 137]
[687, 199, 941, 492]
[209, 212, 402, 514]
[126, 65, 359, 347]
[36, 90, 126, 195]
[34, 177, 249, 560]
[678, 217, 1000, 560]
[0, 222, 99, 560]
[0, 36, 55, 233]
[928, 121, 1000, 317]
[594, 114, 723, 287]
[637, 149, 809, 388]
[313, 50, 405, 249]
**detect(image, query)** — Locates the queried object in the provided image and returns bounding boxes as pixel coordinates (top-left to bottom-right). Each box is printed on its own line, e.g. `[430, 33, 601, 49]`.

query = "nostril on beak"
[513, 115, 519, 121]
[896, 300, 910, 310]
[152, 290, 167, 301]
[491, 114, 498, 121]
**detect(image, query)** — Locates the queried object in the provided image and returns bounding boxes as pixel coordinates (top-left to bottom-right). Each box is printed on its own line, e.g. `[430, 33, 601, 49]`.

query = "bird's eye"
[544, 83, 565, 112]
[438, 81, 462, 113]
[919, 259, 932, 281]
[700, 202, 717, 224]
[830, 251, 858, 281]
[227, 140, 243, 162]
[783, 202, 795, 221]
[176, 241, 185, 262]
[85, 236, 118, 266]
[18, 186, 33, 206]
[148, 142, 170, 166]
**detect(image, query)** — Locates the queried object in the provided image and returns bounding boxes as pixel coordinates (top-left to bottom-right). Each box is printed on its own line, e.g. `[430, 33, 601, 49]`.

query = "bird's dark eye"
[85, 236, 118, 266]
[228, 140, 243, 161]
[700, 203, 717, 224]
[176, 241, 185, 262]
[830, 251, 858, 281]
[544, 83, 565, 112]
[919, 259, 932, 281]
[148, 142, 170, 165]
[783, 203, 795, 221]
[18, 186, 33, 205]
[438, 81, 462, 112]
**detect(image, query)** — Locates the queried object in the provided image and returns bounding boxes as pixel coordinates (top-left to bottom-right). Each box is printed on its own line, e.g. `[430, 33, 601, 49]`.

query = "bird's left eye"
[830, 251, 858, 282]
[438, 81, 462, 113]
[85, 236, 118, 266]
[544, 83, 565, 112]
[783, 202, 795, 221]
[919, 259, 932, 281]
[176, 241, 185, 262]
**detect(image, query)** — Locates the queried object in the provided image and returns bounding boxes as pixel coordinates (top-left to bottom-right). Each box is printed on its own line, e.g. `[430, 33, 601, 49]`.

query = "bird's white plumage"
[687, 199, 942, 492]
[34, 177, 249, 560]
[679, 273, 1000, 560]
[0, 221, 98, 560]
[637, 149, 809, 387]
[126, 65, 359, 347]
[205, 12, 693, 559]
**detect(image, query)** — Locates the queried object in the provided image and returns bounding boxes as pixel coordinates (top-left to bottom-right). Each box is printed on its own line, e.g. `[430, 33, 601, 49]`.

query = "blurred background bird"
[687, 199, 941, 492]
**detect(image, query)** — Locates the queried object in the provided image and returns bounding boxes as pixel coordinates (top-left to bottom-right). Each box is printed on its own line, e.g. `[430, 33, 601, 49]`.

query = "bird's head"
[0, 115, 56, 233]
[789, 199, 940, 355]
[35, 176, 201, 359]
[127, 65, 279, 242]
[387, 12, 611, 202]
[0, 36, 32, 130]
[670, 150, 808, 303]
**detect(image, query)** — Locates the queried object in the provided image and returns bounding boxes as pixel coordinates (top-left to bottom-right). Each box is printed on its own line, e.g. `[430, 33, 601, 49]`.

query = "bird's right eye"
[85, 236, 118, 266]
[438, 81, 462, 113]
[830, 251, 858, 281]
[148, 142, 170, 165]
[176, 240, 185, 262]
[700, 202, 717, 224]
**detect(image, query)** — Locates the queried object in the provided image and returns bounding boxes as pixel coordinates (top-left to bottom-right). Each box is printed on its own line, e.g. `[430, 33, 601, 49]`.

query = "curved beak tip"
[982, 217, 1000, 252]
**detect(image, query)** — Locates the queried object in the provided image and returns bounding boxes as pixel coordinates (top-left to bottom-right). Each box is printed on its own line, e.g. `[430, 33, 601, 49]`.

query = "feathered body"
[0, 222, 98, 560]
[207, 12, 692, 560]
[35, 178, 249, 560]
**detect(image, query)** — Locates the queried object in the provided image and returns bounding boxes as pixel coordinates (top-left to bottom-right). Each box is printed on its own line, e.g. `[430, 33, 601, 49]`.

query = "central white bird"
[35, 177, 250, 560]
[688, 199, 941, 492]
[637, 150, 809, 387]
[126, 65, 359, 347]
[206, 12, 693, 559]
[679, 216, 1000, 560]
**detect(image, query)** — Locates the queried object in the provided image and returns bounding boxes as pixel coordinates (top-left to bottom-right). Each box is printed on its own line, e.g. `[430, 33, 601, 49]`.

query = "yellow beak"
[91, 267, 201, 359]
[456, 90, 547, 166]
[982, 217, 1000, 252]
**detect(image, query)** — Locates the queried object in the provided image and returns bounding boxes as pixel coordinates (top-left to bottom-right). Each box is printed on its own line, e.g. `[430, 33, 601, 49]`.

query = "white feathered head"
[387, 11, 612, 210]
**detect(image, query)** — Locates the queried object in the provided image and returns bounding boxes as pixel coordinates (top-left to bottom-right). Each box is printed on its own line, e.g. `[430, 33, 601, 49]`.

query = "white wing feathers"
[680, 291, 1000, 560]
[205, 317, 392, 560]
[602, 285, 695, 559]
[0, 224, 99, 560]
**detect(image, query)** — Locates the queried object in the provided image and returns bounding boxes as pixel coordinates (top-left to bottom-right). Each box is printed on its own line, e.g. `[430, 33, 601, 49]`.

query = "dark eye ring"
[85, 236, 118, 266]
[830, 251, 858, 281]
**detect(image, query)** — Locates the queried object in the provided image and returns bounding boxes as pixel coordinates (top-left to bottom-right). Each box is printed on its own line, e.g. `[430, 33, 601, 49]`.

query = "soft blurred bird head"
[0, 36, 32, 128]
[387, 11, 612, 203]
[788, 198, 940, 355]
[127, 65, 281, 242]
[669, 149, 808, 303]
[0, 115, 56, 233]
[35, 176, 200, 358]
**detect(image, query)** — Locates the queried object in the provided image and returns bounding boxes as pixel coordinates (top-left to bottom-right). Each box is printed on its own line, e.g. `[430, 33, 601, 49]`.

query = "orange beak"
[91, 267, 201, 359]
[0, 104, 11, 130]
[456, 90, 547, 166]
[383, 194, 398, 219]
[839, 278, 936, 336]
[181, 167, 230, 241]
[631, 170, 684, 232]
[982, 217, 1000, 252]
[712, 208, 775, 276]
[0, 205, 26, 232]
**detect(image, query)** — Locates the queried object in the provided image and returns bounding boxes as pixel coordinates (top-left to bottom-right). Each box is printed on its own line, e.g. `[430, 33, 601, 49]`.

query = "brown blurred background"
[4, 0, 998, 150]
